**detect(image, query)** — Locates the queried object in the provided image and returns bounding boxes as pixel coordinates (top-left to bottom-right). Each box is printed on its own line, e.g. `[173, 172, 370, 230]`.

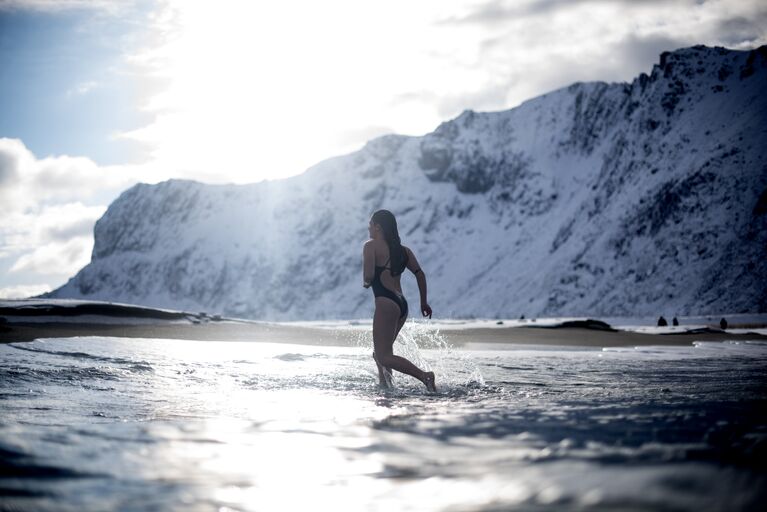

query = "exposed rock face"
[49, 45, 767, 320]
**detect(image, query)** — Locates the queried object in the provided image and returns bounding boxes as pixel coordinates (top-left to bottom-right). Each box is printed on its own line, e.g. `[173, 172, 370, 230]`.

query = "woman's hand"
[421, 302, 432, 319]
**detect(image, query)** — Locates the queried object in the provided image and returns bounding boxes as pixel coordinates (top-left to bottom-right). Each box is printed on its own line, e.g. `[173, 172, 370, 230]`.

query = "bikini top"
[373, 257, 393, 281]
[371, 251, 422, 299]
[374, 252, 420, 278]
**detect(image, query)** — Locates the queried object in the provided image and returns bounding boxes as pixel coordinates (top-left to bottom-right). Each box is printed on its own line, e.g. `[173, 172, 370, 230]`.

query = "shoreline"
[442, 326, 767, 347]
[3, 300, 765, 348]
[3, 320, 766, 348]
[0, 321, 347, 346]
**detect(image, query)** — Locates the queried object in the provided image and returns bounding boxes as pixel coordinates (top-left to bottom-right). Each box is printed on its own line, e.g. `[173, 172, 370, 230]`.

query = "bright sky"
[1, 0, 765, 298]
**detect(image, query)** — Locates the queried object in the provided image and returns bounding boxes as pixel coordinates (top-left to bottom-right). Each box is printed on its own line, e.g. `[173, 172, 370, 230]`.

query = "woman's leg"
[374, 312, 408, 387]
[391, 302, 436, 392]
[373, 298, 434, 390]
[393, 313, 407, 341]
[372, 299, 397, 388]
[373, 351, 392, 388]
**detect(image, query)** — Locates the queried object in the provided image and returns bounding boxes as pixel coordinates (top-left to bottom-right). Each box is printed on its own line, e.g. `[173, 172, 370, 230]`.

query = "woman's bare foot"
[423, 371, 436, 392]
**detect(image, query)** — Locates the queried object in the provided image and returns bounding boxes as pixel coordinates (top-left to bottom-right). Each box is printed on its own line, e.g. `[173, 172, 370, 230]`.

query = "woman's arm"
[405, 246, 432, 318]
[362, 240, 375, 288]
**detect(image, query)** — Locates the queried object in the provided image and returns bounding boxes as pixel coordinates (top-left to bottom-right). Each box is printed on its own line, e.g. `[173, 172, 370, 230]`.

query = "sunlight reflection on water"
[1, 335, 766, 511]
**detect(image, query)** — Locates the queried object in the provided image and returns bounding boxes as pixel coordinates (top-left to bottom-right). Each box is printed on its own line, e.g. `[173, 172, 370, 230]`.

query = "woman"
[363, 209, 436, 391]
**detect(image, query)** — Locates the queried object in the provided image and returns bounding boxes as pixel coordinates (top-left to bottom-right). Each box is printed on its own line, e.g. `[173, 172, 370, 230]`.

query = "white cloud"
[0, 137, 156, 215]
[0, 138, 34, 214]
[0, 284, 51, 299]
[9, 236, 94, 276]
[118, 0, 500, 183]
[111, 0, 766, 186]
[0, 135, 211, 294]
[433, 0, 767, 110]
[1, 202, 106, 248]
[0, 138, 140, 290]
[1, 202, 105, 282]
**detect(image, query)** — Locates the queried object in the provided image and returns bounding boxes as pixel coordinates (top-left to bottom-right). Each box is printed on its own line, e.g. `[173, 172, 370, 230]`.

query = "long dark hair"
[371, 209, 407, 276]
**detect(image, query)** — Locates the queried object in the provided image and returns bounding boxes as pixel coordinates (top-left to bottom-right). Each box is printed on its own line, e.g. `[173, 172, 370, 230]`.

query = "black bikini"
[371, 255, 409, 319]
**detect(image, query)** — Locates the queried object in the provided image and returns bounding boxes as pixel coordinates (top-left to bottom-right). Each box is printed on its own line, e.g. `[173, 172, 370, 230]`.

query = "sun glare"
[123, 0, 484, 184]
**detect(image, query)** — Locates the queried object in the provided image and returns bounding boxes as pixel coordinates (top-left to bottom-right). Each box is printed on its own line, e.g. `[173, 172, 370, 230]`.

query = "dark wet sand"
[2, 321, 765, 347]
[0, 321, 347, 346]
[444, 326, 767, 347]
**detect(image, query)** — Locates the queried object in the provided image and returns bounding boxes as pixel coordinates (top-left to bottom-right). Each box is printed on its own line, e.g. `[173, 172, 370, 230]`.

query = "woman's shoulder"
[364, 239, 388, 251]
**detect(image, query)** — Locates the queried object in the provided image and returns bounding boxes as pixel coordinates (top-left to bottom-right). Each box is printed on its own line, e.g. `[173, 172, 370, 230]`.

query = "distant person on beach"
[363, 209, 436, 391]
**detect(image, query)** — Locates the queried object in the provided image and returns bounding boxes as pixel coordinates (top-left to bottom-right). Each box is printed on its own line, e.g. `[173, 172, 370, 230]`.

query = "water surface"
[1, 328, 765, 511]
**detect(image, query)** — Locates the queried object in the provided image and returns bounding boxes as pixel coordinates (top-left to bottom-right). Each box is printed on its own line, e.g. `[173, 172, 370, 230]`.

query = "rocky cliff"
[49, 45, 767, 320]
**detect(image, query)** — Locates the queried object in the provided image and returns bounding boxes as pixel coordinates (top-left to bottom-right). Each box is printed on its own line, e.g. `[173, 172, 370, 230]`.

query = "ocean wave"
[7, 343, 154, 369]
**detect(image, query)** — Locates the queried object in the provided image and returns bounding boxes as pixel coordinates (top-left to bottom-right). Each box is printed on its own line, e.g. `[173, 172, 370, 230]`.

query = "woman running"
[362, 209, 436, 391]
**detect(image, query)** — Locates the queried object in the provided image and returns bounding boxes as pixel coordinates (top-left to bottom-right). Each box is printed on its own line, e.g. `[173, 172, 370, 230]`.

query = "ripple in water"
[0, 331, 765, 511]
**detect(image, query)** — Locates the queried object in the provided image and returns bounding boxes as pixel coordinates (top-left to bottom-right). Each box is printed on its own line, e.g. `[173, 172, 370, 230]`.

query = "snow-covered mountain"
[49, 45, 767, 320]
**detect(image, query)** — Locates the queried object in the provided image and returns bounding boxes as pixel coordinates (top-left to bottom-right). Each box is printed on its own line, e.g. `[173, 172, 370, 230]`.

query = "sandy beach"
[3, 318, 766, 347]
[3, 300, 765, 347]
[0, 320, 346, 345]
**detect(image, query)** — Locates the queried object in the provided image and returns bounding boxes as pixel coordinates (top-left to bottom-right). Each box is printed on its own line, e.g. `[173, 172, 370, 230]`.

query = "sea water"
[1, 326, 765, 511]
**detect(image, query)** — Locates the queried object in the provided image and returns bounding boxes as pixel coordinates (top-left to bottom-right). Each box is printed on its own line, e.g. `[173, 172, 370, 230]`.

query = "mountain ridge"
[47, 45, 767, 320]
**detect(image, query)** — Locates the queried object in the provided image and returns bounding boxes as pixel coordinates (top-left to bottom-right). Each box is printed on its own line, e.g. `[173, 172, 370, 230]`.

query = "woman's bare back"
[370, 239, 405, 295]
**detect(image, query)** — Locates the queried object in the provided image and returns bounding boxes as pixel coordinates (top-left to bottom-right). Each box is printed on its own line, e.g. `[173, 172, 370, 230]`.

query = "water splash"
[343, 320, 485, 390]
[397, 320, 485, 388]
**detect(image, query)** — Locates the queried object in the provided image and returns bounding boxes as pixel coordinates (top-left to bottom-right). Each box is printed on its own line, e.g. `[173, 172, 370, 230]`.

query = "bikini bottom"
[375, 288, 408, 320]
